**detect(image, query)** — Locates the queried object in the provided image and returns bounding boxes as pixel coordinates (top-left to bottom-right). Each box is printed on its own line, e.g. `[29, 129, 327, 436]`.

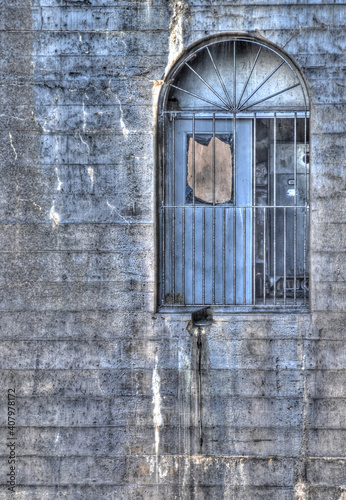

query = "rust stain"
[139, 464, 149, 475]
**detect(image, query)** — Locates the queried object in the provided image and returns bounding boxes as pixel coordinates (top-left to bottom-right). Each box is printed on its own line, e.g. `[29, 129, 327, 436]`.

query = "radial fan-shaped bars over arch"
[167, 39, 308, 113]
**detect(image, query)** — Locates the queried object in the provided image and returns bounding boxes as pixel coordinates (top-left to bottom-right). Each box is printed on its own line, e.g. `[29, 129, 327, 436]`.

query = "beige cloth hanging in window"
[187, 137, 232, 204]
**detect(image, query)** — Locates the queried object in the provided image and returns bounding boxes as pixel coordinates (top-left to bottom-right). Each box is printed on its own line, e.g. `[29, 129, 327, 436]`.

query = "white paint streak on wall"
[223, 461, 231, 499]
[239, 458, 246, 488]
[178, 344, 191, 490]
[294, 481, 308, 499]
[82, 100, 87, 131]
[117, 96, 129, 136]
[165, 1, 186, 76]
[95, 371, 105, 396]
[88, 166, 94, 184]
[146, 0, 153, 16]
[50, 202, 60, 225]
[55, 168, 62, 191]
[54, 136, 59, 163]
[152, 80, 163, 133]
[152, 354, 162, 480]
[158, 461, 168, 479]
[146, 455, 156, 476]
[32, 201, 42, 211]
[9, 132, 17, 160]
[146, 455, 168, 481]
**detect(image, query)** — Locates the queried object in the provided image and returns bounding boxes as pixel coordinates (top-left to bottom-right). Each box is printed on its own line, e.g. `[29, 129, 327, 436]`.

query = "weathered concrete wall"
[0, 0, 345, 498]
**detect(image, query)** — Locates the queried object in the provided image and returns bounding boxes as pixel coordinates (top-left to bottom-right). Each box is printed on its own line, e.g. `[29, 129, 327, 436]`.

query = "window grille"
[158, 37, 310, 311]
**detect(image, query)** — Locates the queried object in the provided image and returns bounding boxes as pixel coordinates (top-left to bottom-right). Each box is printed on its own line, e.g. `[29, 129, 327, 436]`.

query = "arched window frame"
[157, 34, 310, 312]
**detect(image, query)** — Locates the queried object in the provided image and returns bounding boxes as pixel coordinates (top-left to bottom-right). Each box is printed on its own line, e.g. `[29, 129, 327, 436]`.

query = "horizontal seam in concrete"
[0, 366, 321, 369]
[0, 221, 154, 225]
[0, 425, 334, 430]
[0, 453, 306, 459]
[0, 29, 168, 33]
[0, 250, 153, 254]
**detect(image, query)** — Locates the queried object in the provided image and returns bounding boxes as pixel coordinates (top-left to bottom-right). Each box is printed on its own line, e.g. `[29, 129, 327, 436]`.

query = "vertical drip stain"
[197, 327, 203, 453]
[152, 354, 162, 479]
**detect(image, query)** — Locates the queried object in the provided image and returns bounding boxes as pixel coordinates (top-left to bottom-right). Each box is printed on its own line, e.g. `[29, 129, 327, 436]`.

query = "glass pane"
[254, 117, 309, 303]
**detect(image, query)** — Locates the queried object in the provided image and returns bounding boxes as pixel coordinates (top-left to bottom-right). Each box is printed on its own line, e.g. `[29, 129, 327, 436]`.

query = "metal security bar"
[161, 205, 308, 308]
[159, 113, 309, 311]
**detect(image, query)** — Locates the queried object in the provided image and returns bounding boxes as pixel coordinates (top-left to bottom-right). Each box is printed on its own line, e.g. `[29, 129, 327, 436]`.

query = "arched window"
[158, 36, 310, 311]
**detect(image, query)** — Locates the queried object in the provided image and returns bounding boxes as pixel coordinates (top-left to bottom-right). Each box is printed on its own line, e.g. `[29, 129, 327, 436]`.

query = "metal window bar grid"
[160, 109, 309, 310]
[161, 207, 308, 307]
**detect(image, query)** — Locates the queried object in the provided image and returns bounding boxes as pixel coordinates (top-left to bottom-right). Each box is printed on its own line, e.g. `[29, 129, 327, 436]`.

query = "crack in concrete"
[106, 200, 129, 225]
[18, 198, 42, 211]
[78, 133, 90, 155]
[0, 114, 24, 121]
[42, 94, 59, 133]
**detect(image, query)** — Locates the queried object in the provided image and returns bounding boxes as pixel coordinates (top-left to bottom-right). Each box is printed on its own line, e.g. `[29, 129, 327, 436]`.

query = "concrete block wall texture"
[0, 0, 345, 498]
